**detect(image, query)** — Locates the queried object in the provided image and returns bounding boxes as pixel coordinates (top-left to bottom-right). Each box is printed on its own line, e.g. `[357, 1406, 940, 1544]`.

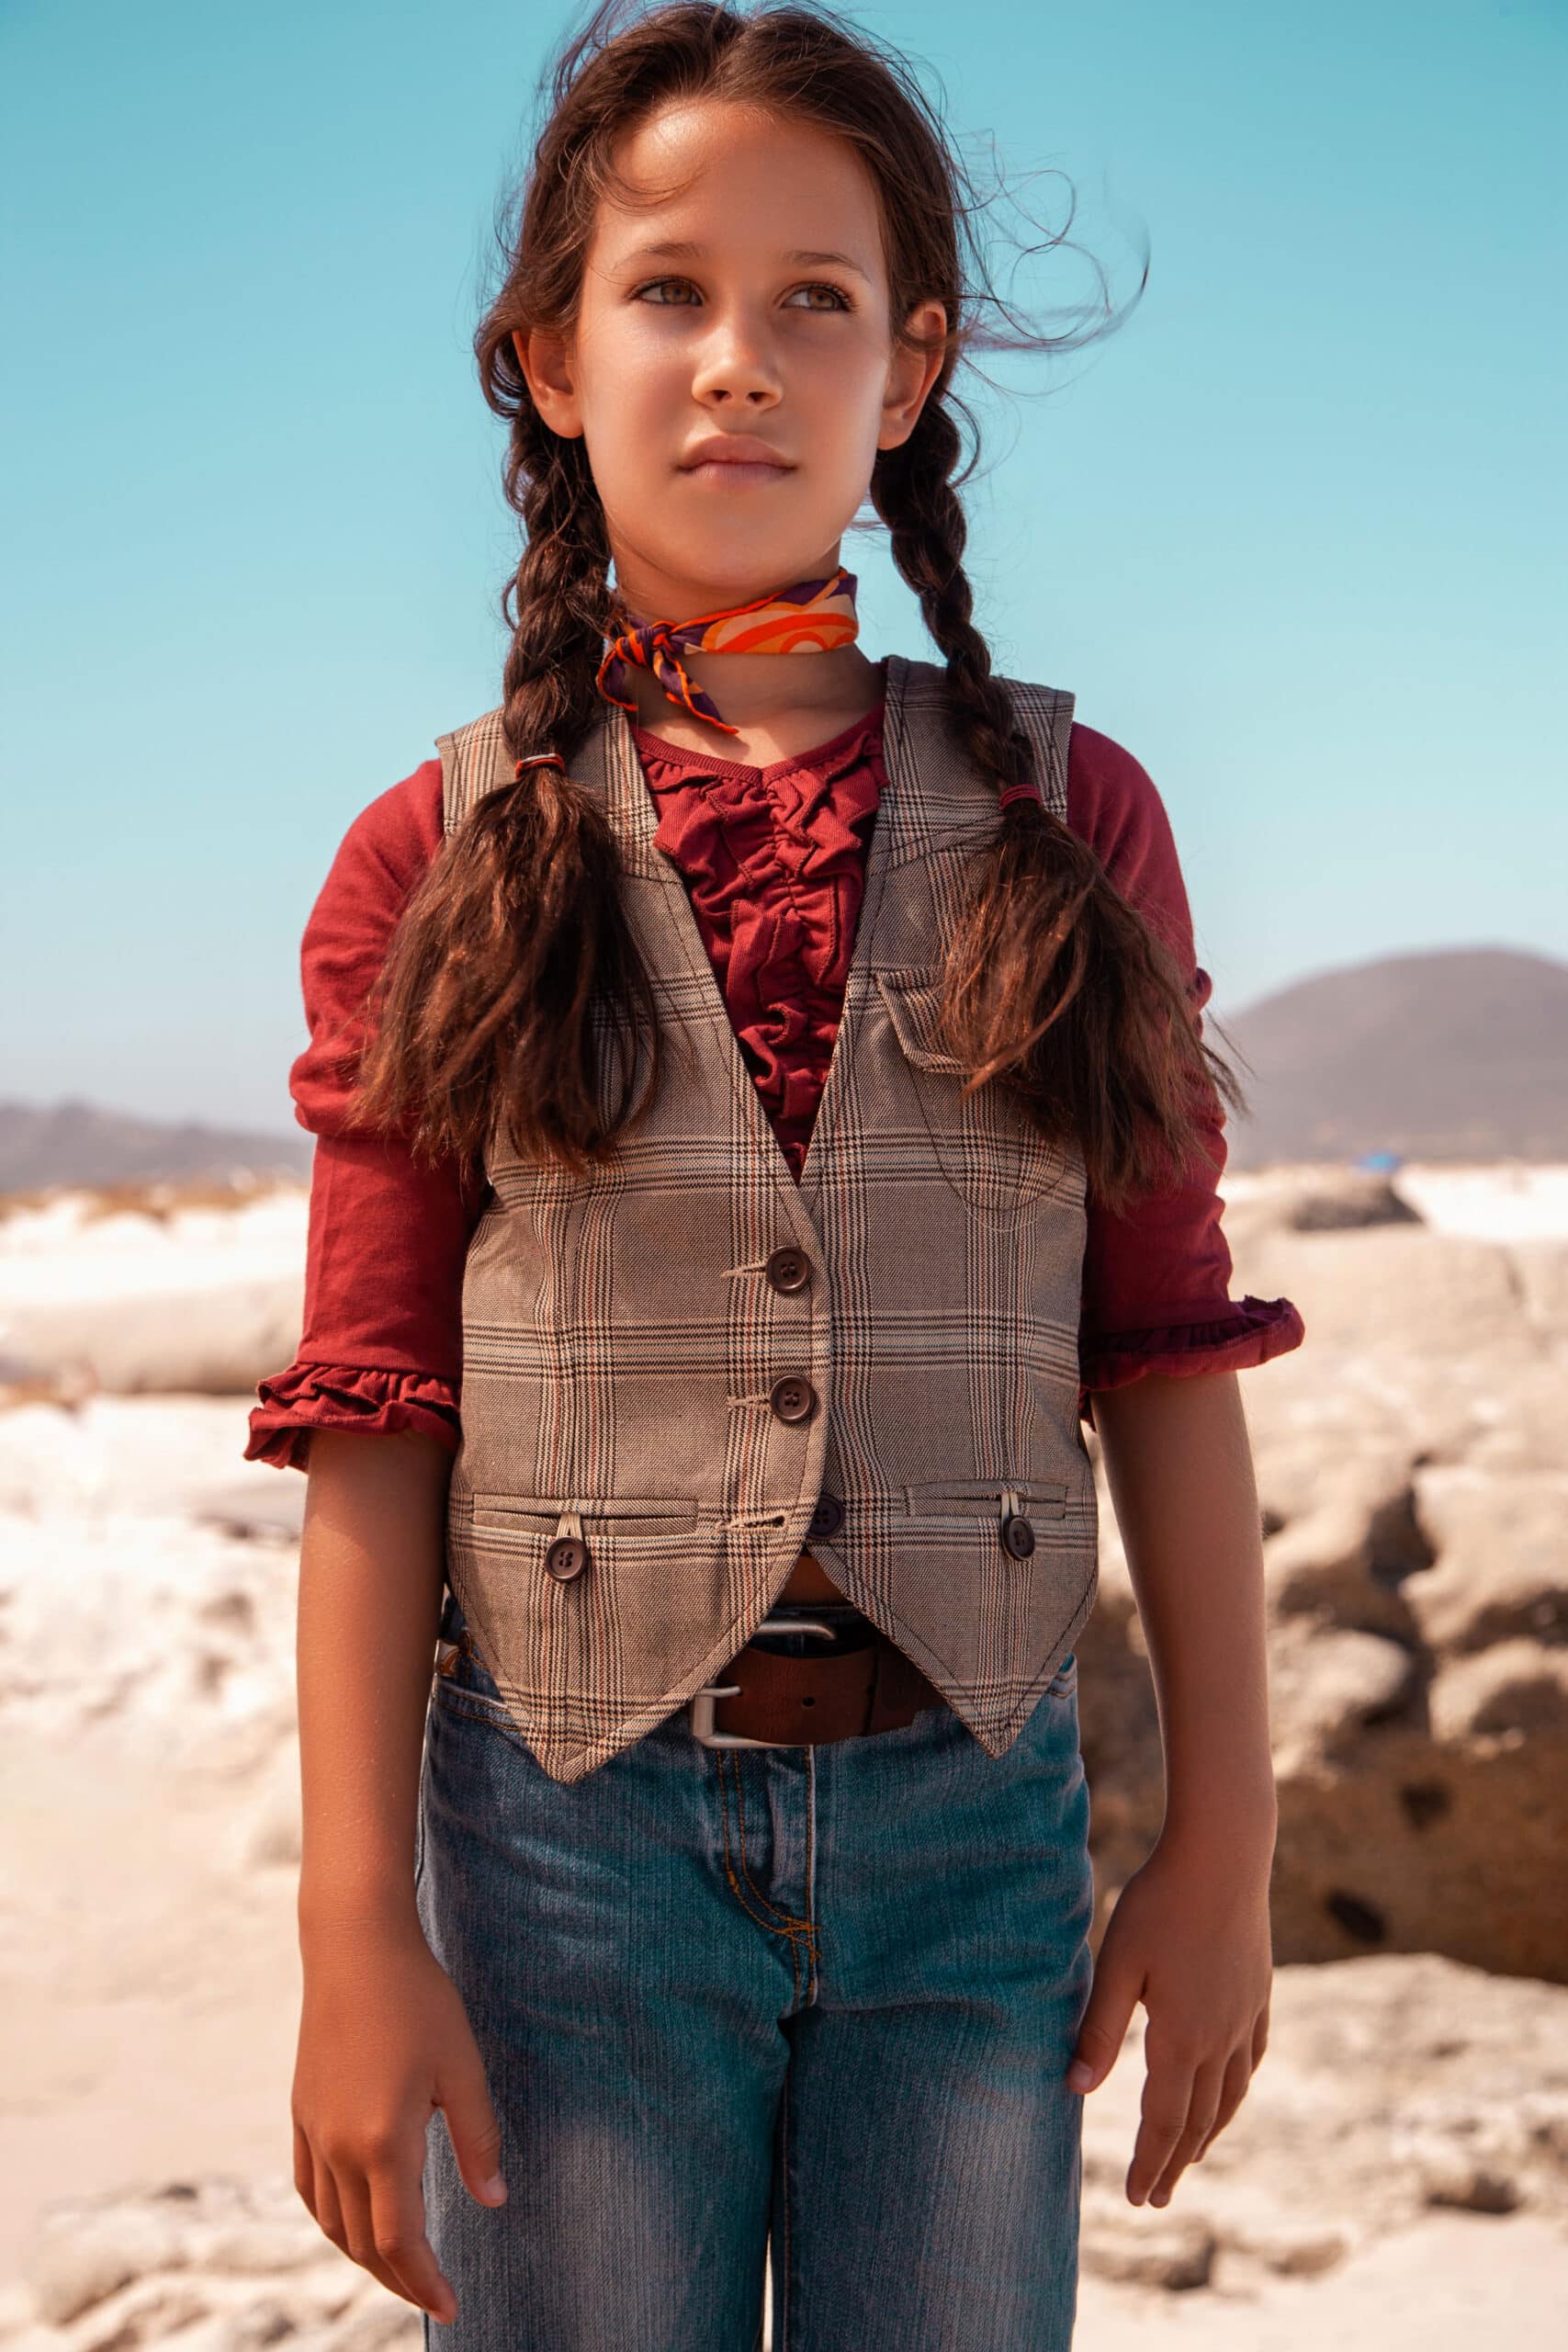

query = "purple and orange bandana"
[595, 567, 860, 736]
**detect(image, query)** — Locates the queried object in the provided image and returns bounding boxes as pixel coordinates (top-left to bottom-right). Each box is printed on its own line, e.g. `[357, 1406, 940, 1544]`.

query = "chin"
[675, 548, 812, 599]
[681, 526, 841, 588]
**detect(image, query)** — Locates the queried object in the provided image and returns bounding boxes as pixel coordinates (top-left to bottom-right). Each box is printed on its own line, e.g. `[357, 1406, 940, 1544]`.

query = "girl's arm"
[1058, 729, 1291, 2209]
[291, 1427, 508, 2329]
[295, 1427, 452, 1928]
[246, 760, 481, 1477]
[1068, 1368, 1277, 2211]
[1093, 1369, 1277, 1846]
[257, 772, 506, 2325]
[1067, 721, 1304, 1419]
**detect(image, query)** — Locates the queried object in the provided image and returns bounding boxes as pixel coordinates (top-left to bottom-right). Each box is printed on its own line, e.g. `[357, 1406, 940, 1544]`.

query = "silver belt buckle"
[687, 1612, 840, 1749]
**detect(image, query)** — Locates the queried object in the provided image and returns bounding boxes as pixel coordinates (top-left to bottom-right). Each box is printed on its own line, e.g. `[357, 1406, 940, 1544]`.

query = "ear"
[512, 324, 584, 438]
[877, 300, 948, 452]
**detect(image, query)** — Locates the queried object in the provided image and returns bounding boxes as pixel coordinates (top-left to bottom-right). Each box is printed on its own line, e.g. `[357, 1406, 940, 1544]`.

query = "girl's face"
[517, 99, 947, 619]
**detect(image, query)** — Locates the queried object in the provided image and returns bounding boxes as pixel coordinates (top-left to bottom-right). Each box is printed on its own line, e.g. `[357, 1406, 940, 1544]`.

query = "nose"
[691, 306, 781, 410]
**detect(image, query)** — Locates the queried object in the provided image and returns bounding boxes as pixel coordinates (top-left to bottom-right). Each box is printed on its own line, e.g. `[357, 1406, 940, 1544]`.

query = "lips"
[679, 435, 793, 471]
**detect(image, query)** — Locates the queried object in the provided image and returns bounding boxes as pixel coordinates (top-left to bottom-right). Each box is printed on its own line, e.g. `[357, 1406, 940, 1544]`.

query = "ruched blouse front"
[635, 707, 884, 1182]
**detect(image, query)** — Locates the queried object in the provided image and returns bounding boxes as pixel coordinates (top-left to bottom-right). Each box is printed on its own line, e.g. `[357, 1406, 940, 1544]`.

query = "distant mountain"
[1214, 946, 1568, 1168]
[0, 1099, 311, 1193]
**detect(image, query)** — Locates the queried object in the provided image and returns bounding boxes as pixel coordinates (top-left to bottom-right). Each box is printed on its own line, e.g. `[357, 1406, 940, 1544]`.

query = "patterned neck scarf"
[595, 567, 859, 737]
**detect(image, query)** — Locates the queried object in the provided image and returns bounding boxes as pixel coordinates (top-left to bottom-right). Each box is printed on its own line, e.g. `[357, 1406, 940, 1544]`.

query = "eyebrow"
[620, 239, 872, 279]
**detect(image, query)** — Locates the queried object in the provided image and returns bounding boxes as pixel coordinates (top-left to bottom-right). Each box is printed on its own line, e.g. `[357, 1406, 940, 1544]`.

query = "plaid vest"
[436, 653, 1098, 1783]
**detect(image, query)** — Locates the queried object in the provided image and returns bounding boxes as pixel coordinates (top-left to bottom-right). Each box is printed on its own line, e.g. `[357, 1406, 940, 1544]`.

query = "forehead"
[588, 98, 886, 276]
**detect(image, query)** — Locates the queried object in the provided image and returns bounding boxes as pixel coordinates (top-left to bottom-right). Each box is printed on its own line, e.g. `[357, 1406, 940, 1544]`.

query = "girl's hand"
[1065, 1830, 1274, 2207]
[292, 1907, 508, 2325]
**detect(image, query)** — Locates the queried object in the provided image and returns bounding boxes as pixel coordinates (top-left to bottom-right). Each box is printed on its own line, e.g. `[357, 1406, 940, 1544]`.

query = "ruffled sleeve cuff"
[243, 1363, 463, 1474]
[1078, 1293, 1305, 1415]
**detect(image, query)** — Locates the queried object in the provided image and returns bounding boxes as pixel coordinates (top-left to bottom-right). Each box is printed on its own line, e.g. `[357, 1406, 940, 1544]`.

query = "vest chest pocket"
[874, 969, 1078, 1224]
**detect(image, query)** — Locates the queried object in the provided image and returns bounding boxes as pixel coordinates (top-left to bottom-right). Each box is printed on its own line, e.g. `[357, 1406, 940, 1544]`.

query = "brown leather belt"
[687, 1603, 947, 1749]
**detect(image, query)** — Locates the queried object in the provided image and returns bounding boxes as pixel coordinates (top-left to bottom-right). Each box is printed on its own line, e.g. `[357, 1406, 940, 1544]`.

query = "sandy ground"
[0, 1732, 301, 2279]
[1077, 2214, 1567, 2348]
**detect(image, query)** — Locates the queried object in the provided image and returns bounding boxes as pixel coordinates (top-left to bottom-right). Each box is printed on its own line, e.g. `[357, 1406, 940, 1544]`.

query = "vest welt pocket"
[903, 1478, 1069, 1518]
[874, 969, 1077, 1222]
[469, 1494, 702, 1540]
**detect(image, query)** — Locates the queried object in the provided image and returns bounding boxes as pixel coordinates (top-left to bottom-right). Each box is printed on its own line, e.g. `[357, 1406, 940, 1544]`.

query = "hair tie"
[513, 752, 567, 781]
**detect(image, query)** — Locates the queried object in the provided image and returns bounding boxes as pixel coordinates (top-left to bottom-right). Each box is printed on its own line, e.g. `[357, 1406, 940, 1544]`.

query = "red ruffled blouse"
[245, 688, 1303, 1471]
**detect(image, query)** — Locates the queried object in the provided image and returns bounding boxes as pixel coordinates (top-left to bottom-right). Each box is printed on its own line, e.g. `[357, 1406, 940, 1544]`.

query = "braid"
[874, 398, 1037, 804]
[873, 392, 1247, 1212]
[499, 430, 614, 763]
[349, 416, 665, 1182]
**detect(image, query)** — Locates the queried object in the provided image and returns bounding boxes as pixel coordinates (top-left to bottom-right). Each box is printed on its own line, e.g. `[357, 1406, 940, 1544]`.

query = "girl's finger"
[292, 2123, 317, 2219]
[1066, 1944, 1143, 2093]
[367, 2158, 459, 2325]
[1126, 2041, 1197, 2204]
[334, 2164, 419, 2309]
[311, 2154, 348, 2256]
[1145, 2056, 1225, 2206]
[1194, 2043, 1253, 2159]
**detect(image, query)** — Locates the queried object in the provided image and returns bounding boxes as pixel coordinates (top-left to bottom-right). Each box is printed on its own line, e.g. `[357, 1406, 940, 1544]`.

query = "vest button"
[1001, 1513, 1035, 1560]
[545, 1534, 590, 1580]
[765, 1245, 811, 1294]
[809, 1492, 844, 1540]
[770, 1374, 817, 1424]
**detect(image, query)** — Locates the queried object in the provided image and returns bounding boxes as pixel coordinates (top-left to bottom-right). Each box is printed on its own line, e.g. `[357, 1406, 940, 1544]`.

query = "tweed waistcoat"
[436, 652, 1098, 1784]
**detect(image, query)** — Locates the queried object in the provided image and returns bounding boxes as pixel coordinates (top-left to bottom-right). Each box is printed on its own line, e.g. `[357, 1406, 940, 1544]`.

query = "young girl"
[250, 5, 1304, 2344]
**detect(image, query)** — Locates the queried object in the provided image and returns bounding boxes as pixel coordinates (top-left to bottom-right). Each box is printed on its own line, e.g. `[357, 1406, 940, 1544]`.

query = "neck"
[621, 643, 882, 739]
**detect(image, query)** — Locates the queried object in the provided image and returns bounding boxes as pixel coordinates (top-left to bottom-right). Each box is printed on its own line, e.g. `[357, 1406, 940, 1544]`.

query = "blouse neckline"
[630, 668, 888, 786]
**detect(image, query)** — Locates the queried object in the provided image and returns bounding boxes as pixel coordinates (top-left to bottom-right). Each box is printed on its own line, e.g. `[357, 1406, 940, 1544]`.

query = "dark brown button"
[809, 1492, 844, 1540]
[1001, 1513, 1035, 1560]
[765, 1245, 811, 1294]
[545, 1534, 590, 1580]
[770, 1374, 817, 1424]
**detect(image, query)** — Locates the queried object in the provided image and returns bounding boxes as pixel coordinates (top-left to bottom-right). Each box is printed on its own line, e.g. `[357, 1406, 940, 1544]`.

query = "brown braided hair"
[353, 0, 1247, 1209]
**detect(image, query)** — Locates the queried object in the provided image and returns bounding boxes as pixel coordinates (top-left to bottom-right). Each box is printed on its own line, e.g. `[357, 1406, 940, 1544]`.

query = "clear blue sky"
[4, 0, 1563, 1132]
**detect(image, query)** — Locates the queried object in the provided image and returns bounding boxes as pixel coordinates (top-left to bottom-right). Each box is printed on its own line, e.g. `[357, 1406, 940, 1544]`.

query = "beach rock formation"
[1078, 1167, 1568, 1979]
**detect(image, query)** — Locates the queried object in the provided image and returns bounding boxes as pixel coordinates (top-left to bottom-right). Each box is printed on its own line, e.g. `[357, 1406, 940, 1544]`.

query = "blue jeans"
[417, 1588, 1094, 2350]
